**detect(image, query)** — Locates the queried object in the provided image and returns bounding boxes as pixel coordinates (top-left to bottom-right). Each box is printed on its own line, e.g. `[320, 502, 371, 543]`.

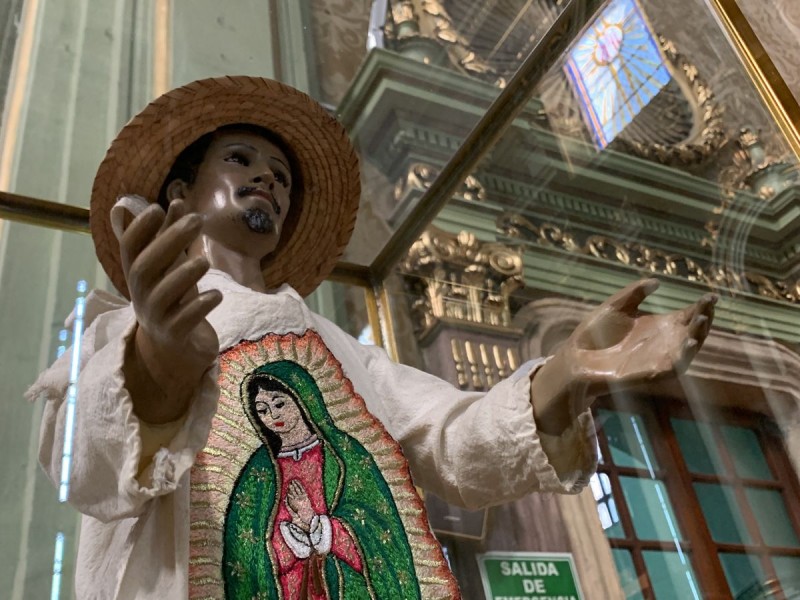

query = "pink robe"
[271, 442, 363, 598]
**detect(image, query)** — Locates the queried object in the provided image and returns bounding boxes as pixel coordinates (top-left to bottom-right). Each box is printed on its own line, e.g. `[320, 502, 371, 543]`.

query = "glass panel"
[0, 1, 572, 270]
[721, 426, 774, 481]
[0, 223, 100, 600]
[395, 0, 800, 341]
[744, 488, 800, 548]
[773, 556, 800, 595]
[5, 0, 800, 597]
[620, 476, 683, 542]
[641, 550, 700, 600]
[0, 0, 25, 111]
[383, 0, 800, 588]
[611, 548, 645, 600]
[694, 483, 752, 544]
[2, 0, 143, 209]
[718, 553, 765, 599]
[600, 410, 659, 470]
[590, 472, 624, 538]
[305, 281, 372, 342]
[672, 418, 725, 476]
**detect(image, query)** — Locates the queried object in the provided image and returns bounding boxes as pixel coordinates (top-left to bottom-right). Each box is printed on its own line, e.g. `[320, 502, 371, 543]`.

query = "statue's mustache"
[237, 186, 281, 215]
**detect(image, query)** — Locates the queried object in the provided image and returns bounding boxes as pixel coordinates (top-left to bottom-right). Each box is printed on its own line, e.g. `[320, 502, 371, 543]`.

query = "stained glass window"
[564, 0, 671, 149]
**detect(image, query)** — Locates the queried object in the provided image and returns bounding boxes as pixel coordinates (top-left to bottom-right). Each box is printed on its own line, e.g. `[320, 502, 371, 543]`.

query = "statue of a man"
[29, 76, 714, 599]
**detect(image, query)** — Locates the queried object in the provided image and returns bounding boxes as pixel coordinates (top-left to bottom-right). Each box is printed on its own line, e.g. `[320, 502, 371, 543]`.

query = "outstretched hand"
[530, 279, 716, 435]
[120, 199, 223, 424]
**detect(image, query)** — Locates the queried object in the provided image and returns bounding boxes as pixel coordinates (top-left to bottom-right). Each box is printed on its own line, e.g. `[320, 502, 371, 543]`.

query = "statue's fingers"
[688, 314, 710, 343]
[678, 293, 717, 327]
[169, 290, 223, 337]
[674, 337, 700, 374]
[157, 199, 188, 234]
[119, 204, 165, 273]
[699, 293, 718, 318]
[130, 213, 203, 289]
[149, 257, 211, 318]
[603, 278, 660, 314]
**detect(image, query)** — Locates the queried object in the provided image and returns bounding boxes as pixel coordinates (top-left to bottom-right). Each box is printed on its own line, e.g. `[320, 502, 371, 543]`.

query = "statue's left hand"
[530, 278, 716, 434]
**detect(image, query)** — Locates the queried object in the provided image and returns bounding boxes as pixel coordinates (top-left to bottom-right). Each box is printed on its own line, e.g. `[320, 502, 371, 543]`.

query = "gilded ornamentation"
[434, 0, 564, 82]
[392, 0, 417, 23]
[394, 162, 486, 202]
[449, 338, 520, 390]
[706, 128, 799, 262]
[421, 0, 502, 82]
[401, 226, 524, 339]
[498, 212, 800, 303]
[610, 36, 727, 167]
[718, 127, 799, 200]
[384, 0, 503, 84]
[391, 0, 419, 38]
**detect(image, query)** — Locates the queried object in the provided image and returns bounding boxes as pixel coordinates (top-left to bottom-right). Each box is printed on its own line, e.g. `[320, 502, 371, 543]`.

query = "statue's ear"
[166, 179, 188, 201]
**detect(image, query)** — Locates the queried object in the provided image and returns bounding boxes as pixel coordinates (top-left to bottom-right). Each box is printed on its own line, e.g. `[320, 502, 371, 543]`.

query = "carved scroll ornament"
[498, 212, 800, 303]
[401, 226, 524, 338]
[394, 163, 486, 203]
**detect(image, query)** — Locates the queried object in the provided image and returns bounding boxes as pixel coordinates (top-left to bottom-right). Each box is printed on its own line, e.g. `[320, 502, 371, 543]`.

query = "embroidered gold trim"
[189, 556, 221, 567]
[201, 445, 239, 464]
[188, 331, 457, 599]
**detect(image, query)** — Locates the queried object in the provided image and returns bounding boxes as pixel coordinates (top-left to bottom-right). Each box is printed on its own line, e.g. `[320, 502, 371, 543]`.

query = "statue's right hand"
[119, 199, 222, 423]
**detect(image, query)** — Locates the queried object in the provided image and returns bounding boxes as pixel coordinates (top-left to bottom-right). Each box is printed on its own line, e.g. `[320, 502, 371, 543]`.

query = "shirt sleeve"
[357, 344, 598, 510]
[26, 296, 219, 522]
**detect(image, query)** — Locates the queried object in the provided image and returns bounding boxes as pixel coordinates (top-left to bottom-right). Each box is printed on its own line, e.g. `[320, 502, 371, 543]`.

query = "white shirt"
[27, 270, 597, 599]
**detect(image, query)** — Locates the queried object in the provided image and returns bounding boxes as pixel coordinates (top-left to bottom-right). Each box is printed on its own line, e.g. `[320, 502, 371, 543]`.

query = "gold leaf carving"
[402, 226, 524, 338]
[498, 212, 799, 303]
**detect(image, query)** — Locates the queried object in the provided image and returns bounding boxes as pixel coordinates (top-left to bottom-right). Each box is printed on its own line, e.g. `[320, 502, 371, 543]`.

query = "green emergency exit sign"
[476, 552, 584, 600]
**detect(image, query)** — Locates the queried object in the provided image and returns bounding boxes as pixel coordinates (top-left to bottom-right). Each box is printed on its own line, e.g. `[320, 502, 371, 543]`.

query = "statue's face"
[254, 389, 303, 436]
[181, 130, 293, 259]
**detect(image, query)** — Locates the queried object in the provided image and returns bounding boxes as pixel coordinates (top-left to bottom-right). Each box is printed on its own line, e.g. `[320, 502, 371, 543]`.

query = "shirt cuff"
[522, 359, 599, 493]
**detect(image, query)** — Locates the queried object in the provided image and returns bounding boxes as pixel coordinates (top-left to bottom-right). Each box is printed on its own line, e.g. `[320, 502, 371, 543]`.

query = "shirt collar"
[199, 268, 303, 301]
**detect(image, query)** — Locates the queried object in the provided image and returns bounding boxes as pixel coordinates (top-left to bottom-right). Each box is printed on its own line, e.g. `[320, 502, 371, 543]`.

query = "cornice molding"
[336, 49, 800, 340]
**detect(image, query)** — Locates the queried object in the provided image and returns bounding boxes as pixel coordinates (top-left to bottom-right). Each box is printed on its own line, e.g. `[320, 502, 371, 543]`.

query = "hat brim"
[90, 76, 360, 298]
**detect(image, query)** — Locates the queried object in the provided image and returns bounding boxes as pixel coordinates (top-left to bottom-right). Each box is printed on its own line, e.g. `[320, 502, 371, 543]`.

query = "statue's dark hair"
[245, 375, 314, 455]
[156, 123, 303, 210]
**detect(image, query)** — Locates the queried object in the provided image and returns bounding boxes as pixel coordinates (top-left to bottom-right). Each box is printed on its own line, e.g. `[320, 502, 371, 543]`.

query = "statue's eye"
[225, 152, 249, 166]
[274, 401, 285, 409]
[274, 170, 289, 187]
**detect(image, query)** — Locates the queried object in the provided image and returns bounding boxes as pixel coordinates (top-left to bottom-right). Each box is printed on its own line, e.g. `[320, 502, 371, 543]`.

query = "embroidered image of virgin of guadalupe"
[223, 360, 421, 599]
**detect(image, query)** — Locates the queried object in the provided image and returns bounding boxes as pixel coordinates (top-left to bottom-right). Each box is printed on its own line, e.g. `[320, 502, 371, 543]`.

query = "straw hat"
[90, 76, 361, 298]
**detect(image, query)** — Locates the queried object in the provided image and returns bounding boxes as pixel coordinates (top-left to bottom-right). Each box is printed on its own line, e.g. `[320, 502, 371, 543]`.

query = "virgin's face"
[254, 389, 303, 436]
[180, 130, 293, 259]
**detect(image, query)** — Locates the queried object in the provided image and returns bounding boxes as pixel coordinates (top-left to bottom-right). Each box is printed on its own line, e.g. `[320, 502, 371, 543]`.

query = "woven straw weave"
[90, 76, 361, 298]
